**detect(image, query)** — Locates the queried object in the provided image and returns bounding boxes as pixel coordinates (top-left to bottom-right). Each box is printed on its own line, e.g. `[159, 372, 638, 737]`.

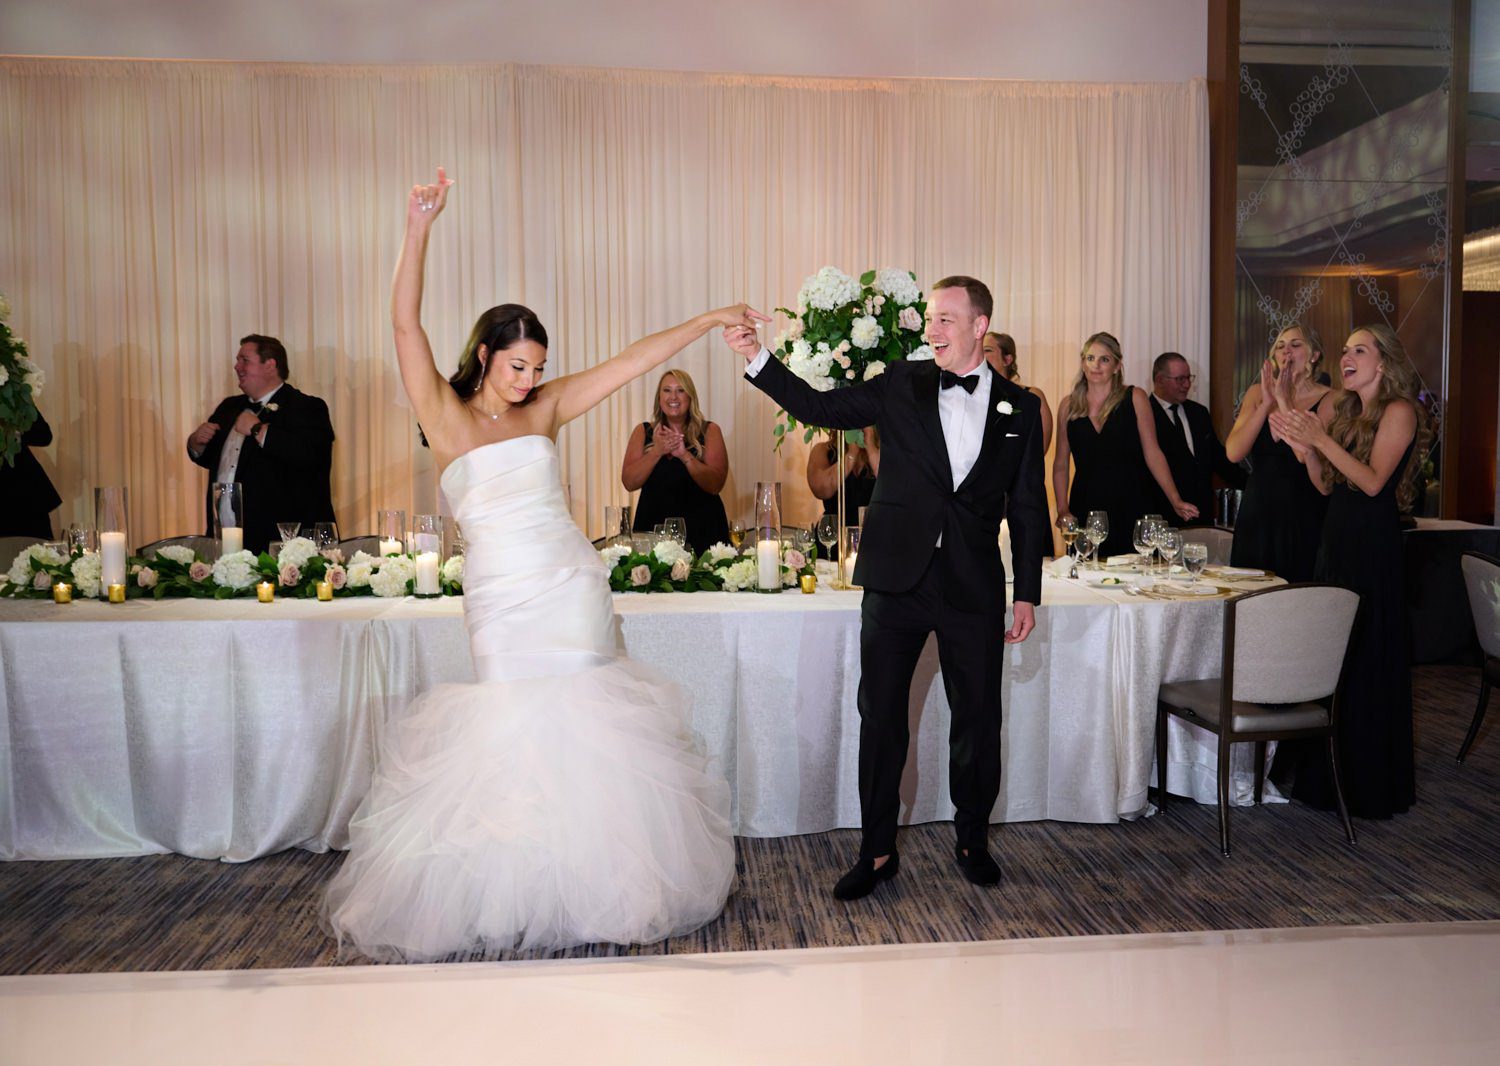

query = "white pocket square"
[1004, 432, 1020, 438]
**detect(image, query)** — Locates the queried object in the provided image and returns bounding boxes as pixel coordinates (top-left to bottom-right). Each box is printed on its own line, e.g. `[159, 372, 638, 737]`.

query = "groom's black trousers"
[857, 549, 1006, 859]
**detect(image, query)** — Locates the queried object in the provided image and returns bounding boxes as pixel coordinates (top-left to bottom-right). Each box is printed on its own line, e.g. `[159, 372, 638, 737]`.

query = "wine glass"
[312, 522, 338, 551]
[1183, 542, 1208, 580]
[1146, 516, 1169, 572]
[1132, 518, 1153, 564]
[68, 525, 99, 554]
[815, 514, 838, 558]
[1158, 528, 1183, 573]
[729, 519, 747, 549]
[1057, 515, 1080, 576]
[663, 517, 687, 546]
[277, 521, 302, 542]
[1085, 511, 1109, 565]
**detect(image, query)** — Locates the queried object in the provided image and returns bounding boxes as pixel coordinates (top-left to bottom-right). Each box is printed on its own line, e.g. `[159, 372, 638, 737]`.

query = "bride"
[323, 168, 767, 960]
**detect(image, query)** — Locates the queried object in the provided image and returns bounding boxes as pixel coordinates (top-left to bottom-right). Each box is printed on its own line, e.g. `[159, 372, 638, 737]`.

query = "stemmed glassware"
[1058, 515, 1080, 576]
[729, 518, 747, 549]
[663, 517, 687, 547]
[277, 522, 302, 542]
[1158, 528, 1183, 573]
[815, 514, 838, 566]
[1084, 511, 1109, 567]
[1132, 518, 1154, 568]
[312, 522, 338, 551]
[1183, 542, 1208, 580]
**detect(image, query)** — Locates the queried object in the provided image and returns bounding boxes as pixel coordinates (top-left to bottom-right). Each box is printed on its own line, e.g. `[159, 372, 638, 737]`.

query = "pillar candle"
[379, 538, 403, 557]
[100, 531, 127, 588]
[415, 551, 440, 596]
[221, 526, 243, 555]
[756, 539, 780, 591]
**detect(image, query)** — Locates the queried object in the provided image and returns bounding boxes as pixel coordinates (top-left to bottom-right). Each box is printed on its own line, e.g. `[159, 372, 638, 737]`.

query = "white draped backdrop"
[0, 59, 1208, 544]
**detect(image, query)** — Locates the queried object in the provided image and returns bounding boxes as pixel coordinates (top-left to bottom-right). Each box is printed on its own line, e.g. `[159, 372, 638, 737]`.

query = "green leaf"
[859, 270, 876, 286]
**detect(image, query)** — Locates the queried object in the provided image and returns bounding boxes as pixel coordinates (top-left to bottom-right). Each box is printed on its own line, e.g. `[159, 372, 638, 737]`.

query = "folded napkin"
[1047, 556, 1074, 578]
[1105, 554, 1143, 568]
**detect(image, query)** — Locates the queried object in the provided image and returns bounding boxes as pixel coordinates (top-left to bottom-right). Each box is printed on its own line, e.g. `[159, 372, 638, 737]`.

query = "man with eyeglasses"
[1146, 352, 1245, 526]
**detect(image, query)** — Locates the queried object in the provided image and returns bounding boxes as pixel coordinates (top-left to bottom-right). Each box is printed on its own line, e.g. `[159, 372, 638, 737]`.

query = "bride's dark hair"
[450, 304, 549, 397]
[419, 303, 550, 447]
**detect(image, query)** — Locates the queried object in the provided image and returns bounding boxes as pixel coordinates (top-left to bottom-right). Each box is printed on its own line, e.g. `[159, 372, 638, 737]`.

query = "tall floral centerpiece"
[769, 267, 930, 585]
[0, 289, 45, 469]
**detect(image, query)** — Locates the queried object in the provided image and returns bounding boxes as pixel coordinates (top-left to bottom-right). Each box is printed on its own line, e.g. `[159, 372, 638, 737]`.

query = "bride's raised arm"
[548, 304, 770, 428]
[392, 167, 465, 439]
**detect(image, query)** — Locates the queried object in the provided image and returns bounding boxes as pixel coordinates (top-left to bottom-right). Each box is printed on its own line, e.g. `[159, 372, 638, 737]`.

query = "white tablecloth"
[0, 575, 1271, 861]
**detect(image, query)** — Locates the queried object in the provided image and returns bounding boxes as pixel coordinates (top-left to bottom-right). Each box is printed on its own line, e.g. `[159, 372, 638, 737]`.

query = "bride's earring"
[473, 359, 487, 394]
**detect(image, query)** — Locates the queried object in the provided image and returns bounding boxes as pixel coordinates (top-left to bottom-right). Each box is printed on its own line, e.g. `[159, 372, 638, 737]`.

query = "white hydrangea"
[788, 346, 838, 392]
[652, 540, 692, 567]
[346, 561, 375, 588]
[15, 356, 43, 401]
[6, 543, 63, 585]
[155, 544, 197, 566]
[718, 557, 760, 592]
[796, 266, 861, 312]
[0, 291, 11, 322]
[71, 552, 103, 598]
[600, 544, 631, 570]
[348, 550, 379, 570]
[211, 550, 259, 590]
[907, 344, 936, 361]
[276, 536, 319, 572]
[703, 542, 738, 566]
[370, 554, 416, 597]
[873, 269, 921, 307]
[441, 554, 464, 585]
[863, 361, 887, 381]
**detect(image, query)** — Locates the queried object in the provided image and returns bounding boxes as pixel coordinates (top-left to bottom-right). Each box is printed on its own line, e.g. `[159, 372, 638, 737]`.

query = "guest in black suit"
[187, 334, 336, 554]
[1145, 352, 1245, 525]
[0, 410, 62, 539]
[725, 276, 1050, 900]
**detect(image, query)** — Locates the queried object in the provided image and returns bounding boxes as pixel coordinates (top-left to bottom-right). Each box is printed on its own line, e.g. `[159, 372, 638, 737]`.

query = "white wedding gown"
[323, 435, 734, 960]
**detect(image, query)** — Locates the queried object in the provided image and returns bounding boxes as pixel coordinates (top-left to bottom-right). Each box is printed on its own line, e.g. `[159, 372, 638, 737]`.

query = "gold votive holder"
[52, 582, 73, 604]
[107, 583, 126, 604]
[316, 580, 333, 601]
[256, 581, 275, 603]
[799, 573, 816, 594]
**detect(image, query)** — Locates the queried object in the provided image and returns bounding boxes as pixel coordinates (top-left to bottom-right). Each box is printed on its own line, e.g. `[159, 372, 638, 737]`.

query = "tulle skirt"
[322, 659, 735, 960]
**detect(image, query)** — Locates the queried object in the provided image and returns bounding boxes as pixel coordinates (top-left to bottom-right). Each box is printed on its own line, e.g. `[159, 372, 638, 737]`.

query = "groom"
[726, 276, 1048, 899]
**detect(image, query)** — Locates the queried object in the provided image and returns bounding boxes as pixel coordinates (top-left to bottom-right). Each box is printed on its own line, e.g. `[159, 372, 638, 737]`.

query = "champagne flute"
[1183, 542, 1208, 580]
[1058, 515, 1080, 577]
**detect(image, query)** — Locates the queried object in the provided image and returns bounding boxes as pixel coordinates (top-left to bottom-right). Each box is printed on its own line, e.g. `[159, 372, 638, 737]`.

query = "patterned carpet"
[2, 666, 1496, 975]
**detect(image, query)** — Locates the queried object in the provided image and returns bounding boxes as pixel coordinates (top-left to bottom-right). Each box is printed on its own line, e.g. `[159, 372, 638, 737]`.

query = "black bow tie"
[940, 370, 979, 394]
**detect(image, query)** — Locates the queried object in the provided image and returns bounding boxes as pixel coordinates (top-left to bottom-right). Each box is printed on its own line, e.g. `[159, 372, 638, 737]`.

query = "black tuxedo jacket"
[189, 384, 336, 554]
[1147, 395, 1246, 524]
[0, 412, 62, 538]
[749, 355, 1048, 612]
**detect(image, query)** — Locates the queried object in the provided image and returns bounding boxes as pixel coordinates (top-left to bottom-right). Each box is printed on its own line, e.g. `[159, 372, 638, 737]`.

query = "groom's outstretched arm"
[1005, 393, 1049, 608]
[736, 344, 888, 431]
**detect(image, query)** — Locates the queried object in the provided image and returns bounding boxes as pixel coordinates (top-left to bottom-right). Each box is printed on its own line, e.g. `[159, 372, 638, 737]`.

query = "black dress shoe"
[955, 846, 1001, 886]
[832, 852, 900, 900]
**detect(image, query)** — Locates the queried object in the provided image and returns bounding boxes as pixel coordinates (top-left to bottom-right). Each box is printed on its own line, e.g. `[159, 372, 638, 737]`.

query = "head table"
[0, 571, 1281, 861]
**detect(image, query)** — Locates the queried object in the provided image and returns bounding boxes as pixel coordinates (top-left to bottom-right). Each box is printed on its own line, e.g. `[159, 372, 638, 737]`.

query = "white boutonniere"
[995, 400, 1014, 416]
[262, 402, 279, 413]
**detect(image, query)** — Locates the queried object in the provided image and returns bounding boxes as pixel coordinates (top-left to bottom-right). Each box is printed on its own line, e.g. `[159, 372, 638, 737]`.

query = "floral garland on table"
[769, 267, 931, 448]
[601, 540, 816, 593]
[0, 289, 46, 469]
[0, 537, 467, 599]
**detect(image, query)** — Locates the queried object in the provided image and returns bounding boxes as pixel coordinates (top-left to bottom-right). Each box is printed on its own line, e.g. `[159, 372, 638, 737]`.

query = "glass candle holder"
[316, 580, 333, 601]
[95, 487, 129, 592]
[378, 510, 407, 556]
[211, 482, 244, 556]
[754, 481, 784, 593]
[799, 573, 816, 594]
[52, 582, 73, 604]
[256, 581, 275, 603]
[842, 526, 862, 589]
[412, 514, 443, 597]
[107, 583, 126, 604]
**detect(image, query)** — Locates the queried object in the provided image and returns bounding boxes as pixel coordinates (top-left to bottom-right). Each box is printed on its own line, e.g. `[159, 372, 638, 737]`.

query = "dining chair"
[337, 535, 382, 557]
[1155, 582, 1360, 855]
[1458, 551, 1500, 761]
[135, 534, 218, 559]
[0, 536, 39, 574]
[1182, 527, 1234, 566]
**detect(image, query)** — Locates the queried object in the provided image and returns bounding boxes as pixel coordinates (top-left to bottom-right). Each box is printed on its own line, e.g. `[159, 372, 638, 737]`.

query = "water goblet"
[1183, 542, 1208, 580]
[663, 517, 687, 546]
[1158, 528, 1183, 573]
[1132, 518, 1153, 564]
[312, 522, 338, 551]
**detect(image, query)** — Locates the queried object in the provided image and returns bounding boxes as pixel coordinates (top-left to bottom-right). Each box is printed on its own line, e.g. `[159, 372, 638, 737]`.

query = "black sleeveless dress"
[1229, 393, 1330, 581]
[1291, 439, 1417, 820]
[631, 422, 729, 555]
[1066, 387, 1151, 560]
[818, 442, 877, 562]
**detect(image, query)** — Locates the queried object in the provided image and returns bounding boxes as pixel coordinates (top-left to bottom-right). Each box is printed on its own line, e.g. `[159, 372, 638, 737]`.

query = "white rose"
[670, 558, 691, 582]
[440, 555, 464, 585]
[898, 306, 923, 332]
[704, 542, 738, 565]
[863, 361, 887, 381]
[652, 541, 691, 567]
[136, 567, 158, 589]
[346, 561, 374, 588]
[906, 344, 936, 361]
[719, 557, 759, 592]
[276, 536, 319, 572]
[850, 315, 884, 350]
[32, 570, 53, 590]
[996, 399, 1015, 415]
[71, 552, 102, 598]
[211, 550, 258, 590]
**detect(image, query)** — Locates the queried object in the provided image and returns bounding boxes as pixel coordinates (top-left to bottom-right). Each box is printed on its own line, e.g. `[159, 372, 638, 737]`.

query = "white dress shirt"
[1151, 393, 1194, 456]
[746, 347, 990, 545]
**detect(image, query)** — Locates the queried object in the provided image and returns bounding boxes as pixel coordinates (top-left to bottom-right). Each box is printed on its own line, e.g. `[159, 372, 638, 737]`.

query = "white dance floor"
[3, 921, 1497, 1064]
